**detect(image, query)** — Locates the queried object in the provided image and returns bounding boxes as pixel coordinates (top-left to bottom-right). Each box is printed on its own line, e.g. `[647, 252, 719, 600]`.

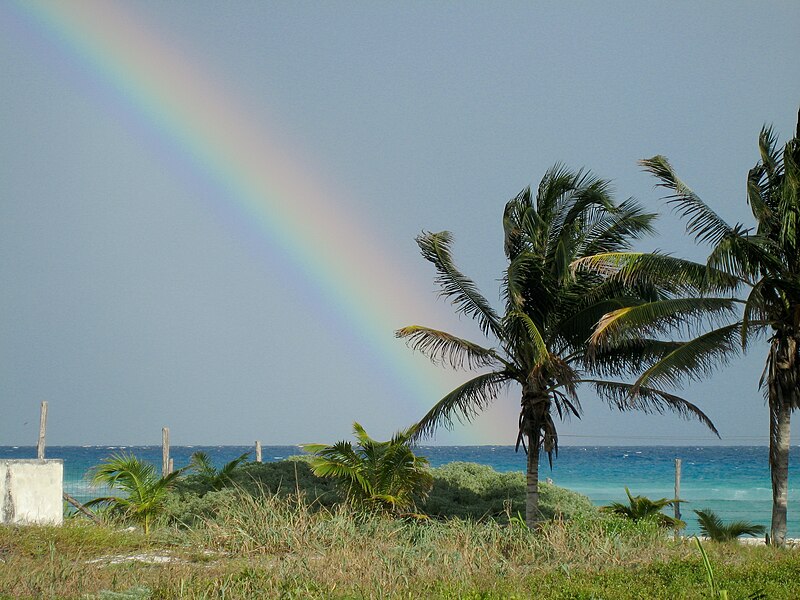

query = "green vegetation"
[185, 450, 250, 493]
[695, 536, 729, 599]
[602, 487, 685, 529]
[425, 461, 592, 521]
[695, 508, 766, 542]
[166, 458, 589, 527]
[398, 166, 718, 526]
[86, 452, 183, 535]
[302, 422, 433, 514]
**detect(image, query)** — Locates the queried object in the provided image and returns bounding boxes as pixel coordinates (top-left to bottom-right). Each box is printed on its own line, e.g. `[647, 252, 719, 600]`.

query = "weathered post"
[168, 458, 174, 475]
[162, 427, 170, 477]
[37, 401, 48, 460]
[255, 440, 262, 463]
[674, 458, 682, 538]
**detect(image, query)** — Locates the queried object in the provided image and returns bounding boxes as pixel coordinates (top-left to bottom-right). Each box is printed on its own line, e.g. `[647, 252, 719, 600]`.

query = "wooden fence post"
[674, 458, 682, 519]
[255, 440, 262, 463]
[162, 427, 170, 477]
[37, 401, 48, 460]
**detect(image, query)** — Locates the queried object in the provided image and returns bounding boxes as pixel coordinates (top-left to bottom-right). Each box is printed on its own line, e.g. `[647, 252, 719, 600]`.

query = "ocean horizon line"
[0, 442, 785, 449]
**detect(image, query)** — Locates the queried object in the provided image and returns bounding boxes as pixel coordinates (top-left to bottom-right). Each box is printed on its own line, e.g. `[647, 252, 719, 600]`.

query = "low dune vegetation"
[3, 452, 799, 599]
[1, 483, 798, 599]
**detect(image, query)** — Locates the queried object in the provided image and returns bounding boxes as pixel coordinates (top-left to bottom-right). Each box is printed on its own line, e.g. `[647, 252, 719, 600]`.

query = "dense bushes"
[166, 459, 594, 525]
[425, 462, 593, 521]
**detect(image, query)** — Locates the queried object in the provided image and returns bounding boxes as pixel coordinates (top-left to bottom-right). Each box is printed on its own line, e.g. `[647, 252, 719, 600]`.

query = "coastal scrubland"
[1, 460, 797, 599]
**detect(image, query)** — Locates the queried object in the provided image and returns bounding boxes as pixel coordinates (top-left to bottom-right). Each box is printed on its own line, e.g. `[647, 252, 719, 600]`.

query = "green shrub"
[168, 459, 593, 525]
[425, 462, 594, 521]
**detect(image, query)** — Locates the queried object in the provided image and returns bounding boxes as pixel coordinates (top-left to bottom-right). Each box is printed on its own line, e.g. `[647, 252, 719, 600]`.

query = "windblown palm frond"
[591, 298, 741, 349]
[579, 198, 658, 256]
[572, 252, 742, 295]
[695, 508, 765, 542]
[640, 156, 734, 245]
[582, 338, 684, 378]
[629, 324, 743, 392]
[584, 380, 719, 437]
[395, 326, 502, 370]
[416, 231, 502, 337]
[414, 371, 512, 440]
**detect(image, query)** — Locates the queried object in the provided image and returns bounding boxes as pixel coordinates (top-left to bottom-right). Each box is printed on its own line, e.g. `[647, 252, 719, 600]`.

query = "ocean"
[3, 445, 798, 537]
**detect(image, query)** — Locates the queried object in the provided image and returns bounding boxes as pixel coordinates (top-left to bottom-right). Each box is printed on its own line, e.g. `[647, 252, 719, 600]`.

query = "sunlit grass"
[1, 492, 798, 599]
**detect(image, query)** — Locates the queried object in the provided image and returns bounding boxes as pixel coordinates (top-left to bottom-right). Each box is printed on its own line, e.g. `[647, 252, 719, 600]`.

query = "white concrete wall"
[0, 460, 63, 525]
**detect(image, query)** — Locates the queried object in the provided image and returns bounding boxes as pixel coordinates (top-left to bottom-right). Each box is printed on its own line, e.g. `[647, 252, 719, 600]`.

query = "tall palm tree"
[398, 165, 718, 526]
[577, 111, 800, 545]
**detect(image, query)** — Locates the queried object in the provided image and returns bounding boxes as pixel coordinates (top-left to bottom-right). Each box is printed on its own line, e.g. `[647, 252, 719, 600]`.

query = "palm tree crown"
[399, 165, 718, 526]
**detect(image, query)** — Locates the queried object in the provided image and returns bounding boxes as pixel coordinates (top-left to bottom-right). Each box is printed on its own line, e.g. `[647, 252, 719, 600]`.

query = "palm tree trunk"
[768, 334, 799, 547]
[526, 427, 540, 527]
[522, 386, 550, 528]
[770, 402, 791, 546]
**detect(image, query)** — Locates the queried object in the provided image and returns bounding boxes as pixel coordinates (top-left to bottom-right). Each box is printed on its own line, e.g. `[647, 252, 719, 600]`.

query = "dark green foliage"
[425, 462, 593, 521]
[695, 508, 766, 542]
[602, 487, 685, 529]
[174, 457, 339, 502]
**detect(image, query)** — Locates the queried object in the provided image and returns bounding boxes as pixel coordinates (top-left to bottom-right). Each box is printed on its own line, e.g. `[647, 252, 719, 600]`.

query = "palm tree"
[302, 422, 433, 514]
[87, 452, 183, 535]
[398, 165, 718, 527]
[188, 450, 250, 493]
[602, 487, 685, 529]
[695, 508, 765, 542]
[576, 111, 799, 545]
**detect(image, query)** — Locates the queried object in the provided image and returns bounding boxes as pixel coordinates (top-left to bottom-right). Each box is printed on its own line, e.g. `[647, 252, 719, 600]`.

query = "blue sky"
[1, 1, 799, 446]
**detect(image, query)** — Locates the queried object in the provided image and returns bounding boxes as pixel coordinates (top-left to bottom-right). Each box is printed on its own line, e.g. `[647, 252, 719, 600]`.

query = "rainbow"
[6, 1, 511, 443]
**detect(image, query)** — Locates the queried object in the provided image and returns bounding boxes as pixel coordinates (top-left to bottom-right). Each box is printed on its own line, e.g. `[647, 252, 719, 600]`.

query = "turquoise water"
[3, 445, 797, 537]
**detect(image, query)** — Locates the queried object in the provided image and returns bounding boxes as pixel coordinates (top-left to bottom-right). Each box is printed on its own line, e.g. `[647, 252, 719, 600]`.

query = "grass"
[1, 492, 798, 599]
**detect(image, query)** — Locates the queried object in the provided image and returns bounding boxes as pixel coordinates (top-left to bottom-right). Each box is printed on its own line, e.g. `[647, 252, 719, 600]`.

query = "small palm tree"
[87, 452, 183, 535]
[302, 422, 433, 514]
[188, 450, 250, 493]
[695, 508, 765, 542]
[602, 487, 685, 529]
